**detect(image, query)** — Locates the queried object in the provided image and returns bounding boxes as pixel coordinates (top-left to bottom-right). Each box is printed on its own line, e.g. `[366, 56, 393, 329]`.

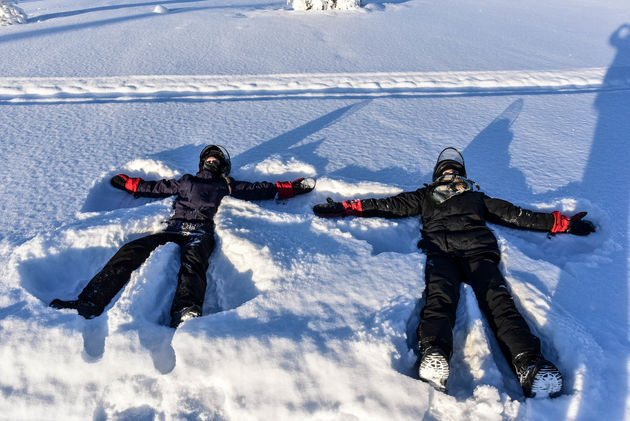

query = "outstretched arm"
[483, 195, 595, 236]
[111, 174, 180, 198]
[313, 189, 425, 219]
[231, 177, 316, 201]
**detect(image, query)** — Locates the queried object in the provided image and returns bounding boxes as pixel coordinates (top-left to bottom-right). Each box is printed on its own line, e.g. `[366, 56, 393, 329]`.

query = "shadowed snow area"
[0, 0, 628, 419]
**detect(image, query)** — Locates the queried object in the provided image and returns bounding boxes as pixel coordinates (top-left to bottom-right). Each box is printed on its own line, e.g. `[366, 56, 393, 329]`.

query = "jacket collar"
[195, 170, 221, 180]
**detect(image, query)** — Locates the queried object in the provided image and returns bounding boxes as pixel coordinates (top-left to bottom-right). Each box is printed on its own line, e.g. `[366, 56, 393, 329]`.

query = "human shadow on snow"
[233, 100, 371, 172]
[461, 98, 527, 197]
[544, 24, 630, 419]
[82, 101, 369, 213]
[496, 28, 627, 418]
[327, 98, 530, 190]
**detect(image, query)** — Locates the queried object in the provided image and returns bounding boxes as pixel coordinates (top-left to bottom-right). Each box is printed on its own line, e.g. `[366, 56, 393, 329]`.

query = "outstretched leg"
[417, 254, 462, 357]
[465, 255, 562, 397]
[465, 255, 540, 361]
[52, 233, 174, 318]
[170, 232, 215, 327]
[416, 254, 462, 390]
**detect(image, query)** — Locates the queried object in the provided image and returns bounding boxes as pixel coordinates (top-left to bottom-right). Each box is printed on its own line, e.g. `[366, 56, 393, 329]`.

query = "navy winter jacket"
[135, 170, 278, 224]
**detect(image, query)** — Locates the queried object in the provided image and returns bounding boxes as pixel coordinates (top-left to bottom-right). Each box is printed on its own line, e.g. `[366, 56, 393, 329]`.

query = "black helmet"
[432, 147, 466, 181]
[199, 145, 231, 175]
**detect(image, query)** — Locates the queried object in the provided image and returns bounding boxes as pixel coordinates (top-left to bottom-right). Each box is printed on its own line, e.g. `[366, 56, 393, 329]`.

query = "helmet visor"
[435, 147, 464, 167]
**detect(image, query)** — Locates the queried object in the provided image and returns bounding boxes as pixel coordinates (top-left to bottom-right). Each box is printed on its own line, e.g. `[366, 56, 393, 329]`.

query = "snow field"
[1, 90, 625, 418]
[1, 0, 629, 418]
[2, 157, 614, 419]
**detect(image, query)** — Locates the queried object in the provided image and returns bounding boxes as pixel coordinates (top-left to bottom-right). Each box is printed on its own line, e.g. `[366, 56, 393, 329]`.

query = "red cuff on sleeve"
[551, 210, 569, 233]
[276, 181, 294, 199]
[342, 199, 363, 216]
[125, 176, 142, 193]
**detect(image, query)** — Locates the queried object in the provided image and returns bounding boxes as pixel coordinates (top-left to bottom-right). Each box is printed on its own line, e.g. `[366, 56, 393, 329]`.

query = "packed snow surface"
[2, 68, 630, 103]
[0, 0, 629, 420]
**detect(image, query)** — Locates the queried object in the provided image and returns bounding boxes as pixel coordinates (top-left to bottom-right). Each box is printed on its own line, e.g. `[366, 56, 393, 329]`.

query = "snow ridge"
[1, 68, 627, 103]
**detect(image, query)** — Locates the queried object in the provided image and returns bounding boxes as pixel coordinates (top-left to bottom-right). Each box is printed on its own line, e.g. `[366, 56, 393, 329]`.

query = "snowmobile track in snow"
[1, 67, 628, 103]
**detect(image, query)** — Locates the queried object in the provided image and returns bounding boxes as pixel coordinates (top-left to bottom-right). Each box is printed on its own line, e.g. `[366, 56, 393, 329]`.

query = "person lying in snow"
[51, 145, 315, 328]
[313, 147, 595, 398]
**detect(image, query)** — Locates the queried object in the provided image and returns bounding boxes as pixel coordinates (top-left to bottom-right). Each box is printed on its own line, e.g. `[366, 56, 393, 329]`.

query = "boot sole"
[530, 366, 563, 398]
[419, 353, 449, 392]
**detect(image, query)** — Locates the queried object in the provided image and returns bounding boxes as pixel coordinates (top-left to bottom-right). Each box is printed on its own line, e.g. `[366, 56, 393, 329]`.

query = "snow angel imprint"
[313, 147, 595, 398]
[50, 145, 316, 328]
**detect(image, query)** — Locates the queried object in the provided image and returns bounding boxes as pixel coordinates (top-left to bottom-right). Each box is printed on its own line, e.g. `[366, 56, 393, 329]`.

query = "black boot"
[513, 352, 563, 398]
[170, 305, 202, 328]
[50, 298, 104, 319]
[418, 346, 450, 392]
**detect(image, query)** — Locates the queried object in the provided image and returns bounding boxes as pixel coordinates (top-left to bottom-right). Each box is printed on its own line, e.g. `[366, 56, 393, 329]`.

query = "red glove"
[111, 174, 143, 194]
[276, 178, 316, 199]
[342, 199, 363, 216]
[551, 211, 595, 236]
[276, 180, 294, 199]
[550, 211, 570, 233]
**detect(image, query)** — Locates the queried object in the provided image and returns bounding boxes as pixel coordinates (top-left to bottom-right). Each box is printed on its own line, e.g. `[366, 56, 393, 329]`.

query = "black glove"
[313, 197, 363, 217]
[292, 178, 316, 195]
[111, 174, 143, 194]
[111, 175, 126, 190]
[567, 212, 596, 236]
[313, 198, 346, 217]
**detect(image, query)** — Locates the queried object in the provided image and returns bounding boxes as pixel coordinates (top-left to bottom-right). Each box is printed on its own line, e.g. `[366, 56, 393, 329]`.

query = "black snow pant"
[78, 230, 215, 318]
[417, 253, 541, 367]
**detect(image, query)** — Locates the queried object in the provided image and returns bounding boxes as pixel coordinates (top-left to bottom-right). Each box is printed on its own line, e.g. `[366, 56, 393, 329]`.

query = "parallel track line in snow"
[0, 67, 628, 103]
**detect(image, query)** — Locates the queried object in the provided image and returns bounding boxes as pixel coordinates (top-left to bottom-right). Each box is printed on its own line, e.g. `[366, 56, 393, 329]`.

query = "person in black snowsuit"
[313, 147, 595, 398]
[51, 145, 315, 328]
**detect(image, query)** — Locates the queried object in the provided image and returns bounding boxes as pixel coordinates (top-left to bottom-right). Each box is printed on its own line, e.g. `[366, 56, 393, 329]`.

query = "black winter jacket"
[358, 186, 554, 259]
[135, 170, 278, 225]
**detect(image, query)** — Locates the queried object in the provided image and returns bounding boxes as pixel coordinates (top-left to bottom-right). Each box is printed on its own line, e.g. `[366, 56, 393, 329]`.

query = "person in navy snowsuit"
[51, 145, 315, 328]
[312, 147, 595, 398]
